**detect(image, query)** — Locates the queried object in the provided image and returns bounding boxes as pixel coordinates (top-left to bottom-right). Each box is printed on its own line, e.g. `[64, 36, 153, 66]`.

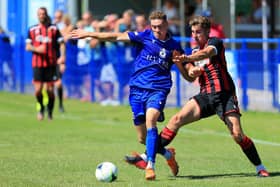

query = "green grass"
[0, 91, 279, 187]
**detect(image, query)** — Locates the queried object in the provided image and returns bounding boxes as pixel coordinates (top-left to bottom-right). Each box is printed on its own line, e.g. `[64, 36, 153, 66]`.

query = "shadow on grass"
[175, 171, 280, 180]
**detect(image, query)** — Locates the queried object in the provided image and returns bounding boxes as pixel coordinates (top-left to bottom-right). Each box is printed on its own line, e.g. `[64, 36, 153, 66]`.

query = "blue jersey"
[128, 30, 183, 91]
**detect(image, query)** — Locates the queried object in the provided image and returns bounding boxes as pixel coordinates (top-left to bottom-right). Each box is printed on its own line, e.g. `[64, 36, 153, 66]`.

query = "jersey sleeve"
[208, 37, 223, 55]
[127, 30, 149, 44]
[26, 28, 32, 44]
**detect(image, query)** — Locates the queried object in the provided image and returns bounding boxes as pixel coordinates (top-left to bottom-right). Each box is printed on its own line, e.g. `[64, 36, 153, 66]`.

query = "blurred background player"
[135, 14, 150, 32]
[53, 9, 64, 30]
[26, 7, 65, 120]
[98, 14, 119, 106]
[162, 0, 180, 36]
[0, 26, 15, 91]
[71, 11, 189, 180]
[113, 10, 135, 105]
[202, 10, 226, 39]
[53, 9, 67, 112]
[78, 11, 96, 102]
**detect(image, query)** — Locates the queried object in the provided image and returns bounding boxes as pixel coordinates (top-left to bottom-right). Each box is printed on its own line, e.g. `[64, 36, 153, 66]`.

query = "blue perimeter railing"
[1, 36, 280, 111]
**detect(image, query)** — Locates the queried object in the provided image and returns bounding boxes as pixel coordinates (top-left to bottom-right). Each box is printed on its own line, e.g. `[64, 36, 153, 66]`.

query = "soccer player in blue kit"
[71, 11, 192, 180]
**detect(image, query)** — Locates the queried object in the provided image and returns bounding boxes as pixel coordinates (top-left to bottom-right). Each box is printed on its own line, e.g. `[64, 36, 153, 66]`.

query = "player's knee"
[35, 90, 42, 96]
[46, 90, 55, 98]
[170, 114, 183, 128]
[231, 132, 243, 143]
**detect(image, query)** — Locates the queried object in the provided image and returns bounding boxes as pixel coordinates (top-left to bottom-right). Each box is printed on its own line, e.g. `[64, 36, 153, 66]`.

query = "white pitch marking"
[1, 110, 279, 147]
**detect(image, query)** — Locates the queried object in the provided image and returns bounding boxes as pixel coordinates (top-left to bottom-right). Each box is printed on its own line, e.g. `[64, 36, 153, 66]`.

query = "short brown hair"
[189, 16, 211, 30]
[149, 11, 167, 22]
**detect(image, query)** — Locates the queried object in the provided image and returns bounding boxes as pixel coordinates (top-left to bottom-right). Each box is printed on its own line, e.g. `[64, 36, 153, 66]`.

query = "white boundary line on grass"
[181, 128, 280, 147]
[0, 110, 280, 147]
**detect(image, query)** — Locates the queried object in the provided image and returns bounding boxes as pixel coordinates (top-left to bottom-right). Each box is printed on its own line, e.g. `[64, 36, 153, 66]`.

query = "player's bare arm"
[184, 46, 216, 62]
[187, 64, 201, 79]
[172, 51, 195, 82]
[70, 29, 130, 42]
[25, 43, 46, 54]
[57, 42, 66, 65]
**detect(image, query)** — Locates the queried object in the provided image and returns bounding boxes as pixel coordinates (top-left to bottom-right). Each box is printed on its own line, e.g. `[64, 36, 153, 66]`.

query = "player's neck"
[157, 33, 170, 42]
[199, 37, 209, 49]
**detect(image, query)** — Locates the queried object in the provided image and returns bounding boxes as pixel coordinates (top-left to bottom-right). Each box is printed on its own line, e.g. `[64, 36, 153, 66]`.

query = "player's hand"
[27, 44, 46, 54]
[172, 52, 187, 64]
[26, 44, 33, 51]
[36, 45, 46, 54]
[70, 29, 88, 39]
[189, 66, 202, 78]
[172, 50, 181, 57]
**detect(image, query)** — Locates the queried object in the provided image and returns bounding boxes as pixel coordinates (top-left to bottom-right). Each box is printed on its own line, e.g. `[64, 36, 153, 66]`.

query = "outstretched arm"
[70, 29, 130, 42]
[172, 50, 195, 82]
[173, 46, 217, 81]
[181, 46, 216, 62]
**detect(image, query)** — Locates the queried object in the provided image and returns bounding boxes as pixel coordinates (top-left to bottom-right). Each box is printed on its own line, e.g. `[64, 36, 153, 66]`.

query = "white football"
[95, 162, 118, 182]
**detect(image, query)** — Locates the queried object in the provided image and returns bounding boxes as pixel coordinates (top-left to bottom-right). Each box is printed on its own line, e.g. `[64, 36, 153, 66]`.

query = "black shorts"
[56, 64, 63, 79]
[193, 91, 241, 121]
[33, 66, 58, 83]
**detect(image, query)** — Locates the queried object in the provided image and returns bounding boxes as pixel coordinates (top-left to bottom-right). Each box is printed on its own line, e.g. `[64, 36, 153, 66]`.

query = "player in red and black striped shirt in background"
[26, 7, 65, 121]
[156, 16, 269, 177]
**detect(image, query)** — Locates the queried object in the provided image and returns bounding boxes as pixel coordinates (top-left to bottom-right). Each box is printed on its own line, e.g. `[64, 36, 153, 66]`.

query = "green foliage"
[0, 92, 279, 187]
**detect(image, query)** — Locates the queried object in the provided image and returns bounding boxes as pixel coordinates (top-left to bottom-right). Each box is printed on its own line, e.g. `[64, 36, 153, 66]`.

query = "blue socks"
[146, 127, 158, 165]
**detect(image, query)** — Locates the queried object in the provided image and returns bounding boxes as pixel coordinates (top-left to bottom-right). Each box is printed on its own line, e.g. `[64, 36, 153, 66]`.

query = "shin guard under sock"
[238, 136, 262, 166]
[35, 91, 44, 112]
[157, 127, 177, 154]
[57, 87, 63, 107]
[47, 92, 55, 116]
[146, 127, 158, 163]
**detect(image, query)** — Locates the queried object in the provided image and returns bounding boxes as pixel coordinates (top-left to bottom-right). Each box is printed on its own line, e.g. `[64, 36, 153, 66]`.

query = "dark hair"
[149, 11, 167, 22]
[189, 16, 211, 31]
[39, 7, 51, 26]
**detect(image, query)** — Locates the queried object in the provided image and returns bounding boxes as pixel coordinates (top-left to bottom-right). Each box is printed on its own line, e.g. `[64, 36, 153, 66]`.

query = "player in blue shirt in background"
[71, 11, 193, 180]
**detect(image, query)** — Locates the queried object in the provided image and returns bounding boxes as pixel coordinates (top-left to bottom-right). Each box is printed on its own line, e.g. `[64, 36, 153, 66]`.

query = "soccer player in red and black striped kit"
[128, 16, 269, 177]
[26, 7, 65, 120]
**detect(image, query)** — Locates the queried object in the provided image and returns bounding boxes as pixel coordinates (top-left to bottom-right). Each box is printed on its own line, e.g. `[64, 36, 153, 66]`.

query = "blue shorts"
[129, 87, 169, 125]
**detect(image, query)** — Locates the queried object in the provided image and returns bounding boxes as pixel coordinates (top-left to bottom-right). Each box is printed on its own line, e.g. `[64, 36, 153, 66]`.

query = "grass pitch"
[0, 92, 279, 187]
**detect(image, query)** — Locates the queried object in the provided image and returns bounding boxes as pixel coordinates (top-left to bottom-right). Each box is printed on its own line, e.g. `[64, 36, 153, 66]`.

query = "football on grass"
[95, 162, 118, 182]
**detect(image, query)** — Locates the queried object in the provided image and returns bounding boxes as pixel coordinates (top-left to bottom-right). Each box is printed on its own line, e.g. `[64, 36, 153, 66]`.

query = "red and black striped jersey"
[192, 37, 235, 94]
[26, 23, 63, 68]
